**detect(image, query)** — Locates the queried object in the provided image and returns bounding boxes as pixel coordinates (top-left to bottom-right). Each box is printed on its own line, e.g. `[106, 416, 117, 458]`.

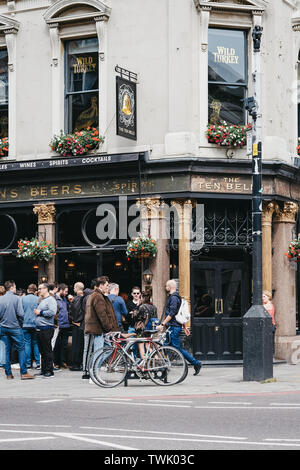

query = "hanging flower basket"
[0, 137, 8, 158]
[285, 236, 300, 262]
[206, 121, 252, 148]
[50, 127, 104, 158]
[17, 239, 56, 263]
[126, 236, 158, 260]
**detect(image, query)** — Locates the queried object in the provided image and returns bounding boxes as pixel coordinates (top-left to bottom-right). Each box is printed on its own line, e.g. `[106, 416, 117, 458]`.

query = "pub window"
[65, 37, 99, 133]
[0, 49, 8, 138]
[208, 28, 248, 126]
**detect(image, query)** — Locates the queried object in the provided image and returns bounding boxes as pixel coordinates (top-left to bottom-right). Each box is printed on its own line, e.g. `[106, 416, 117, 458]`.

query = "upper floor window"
[208, 28, 248, 126]
[65, 37, 99, 133]
[0, 49, 8, 138]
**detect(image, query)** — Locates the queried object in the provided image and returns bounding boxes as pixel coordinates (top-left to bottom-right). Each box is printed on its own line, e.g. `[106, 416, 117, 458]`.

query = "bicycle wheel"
[91, 347, 128, 388]
[88, 346, 112, 385]
[147, 345, 188, 386]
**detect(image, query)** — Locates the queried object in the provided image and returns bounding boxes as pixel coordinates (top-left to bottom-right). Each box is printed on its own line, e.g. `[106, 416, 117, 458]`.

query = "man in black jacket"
[69, 282, 85, 371]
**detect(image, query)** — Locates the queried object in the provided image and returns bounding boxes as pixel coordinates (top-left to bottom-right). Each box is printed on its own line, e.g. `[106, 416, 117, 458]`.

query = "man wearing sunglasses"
[126, 287, 141, 315]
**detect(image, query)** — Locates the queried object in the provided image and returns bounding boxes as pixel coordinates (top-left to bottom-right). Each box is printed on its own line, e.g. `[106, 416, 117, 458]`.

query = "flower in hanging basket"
[0, 137, 8, 157]
[17, 238, 56, 262]
[206, 121, 252, 148]
[285, 236, 300, 262]
[50, 127, 105, 158]
[126, 236, 158, 260]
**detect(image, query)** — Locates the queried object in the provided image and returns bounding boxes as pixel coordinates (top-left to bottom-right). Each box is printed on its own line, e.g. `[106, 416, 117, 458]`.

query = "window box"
[50, 128, 104, 158]
[206, 121, 252, 148]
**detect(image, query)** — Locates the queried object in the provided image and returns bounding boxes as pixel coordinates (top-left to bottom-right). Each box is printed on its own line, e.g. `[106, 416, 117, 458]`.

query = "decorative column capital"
[274, 202, 299, 224]
[136, 197, 166, 218]
[33, 203, 56, 225]
[262, 201, 276, 226]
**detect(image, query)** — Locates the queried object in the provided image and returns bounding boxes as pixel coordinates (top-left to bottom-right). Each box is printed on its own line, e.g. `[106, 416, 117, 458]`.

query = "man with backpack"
[157, 279, 202, 376]
[69, 282, 85, 371]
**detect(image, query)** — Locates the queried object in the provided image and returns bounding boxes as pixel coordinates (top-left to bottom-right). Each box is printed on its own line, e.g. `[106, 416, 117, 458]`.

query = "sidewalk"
[2, 363, 300, 399]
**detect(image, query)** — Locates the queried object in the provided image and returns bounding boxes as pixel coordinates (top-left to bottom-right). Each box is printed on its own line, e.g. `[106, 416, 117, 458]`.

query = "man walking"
[108, 283, 128, 331]
[69, 282, 85, 371]
[0, 280, 35, 380]
[34, 283, 57, 378]
[22, 284, 40, 369]
[84, 276, 119, 371]
[54, 283, 71, 369]
[157, 279, 202, 376]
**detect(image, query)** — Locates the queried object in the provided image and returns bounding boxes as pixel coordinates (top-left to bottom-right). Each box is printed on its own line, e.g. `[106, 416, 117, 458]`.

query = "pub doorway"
[191, 258, 250, 361]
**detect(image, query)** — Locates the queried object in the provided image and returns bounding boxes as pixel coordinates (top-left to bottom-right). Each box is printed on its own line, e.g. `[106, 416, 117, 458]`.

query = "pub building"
[0, 0, 299, 363]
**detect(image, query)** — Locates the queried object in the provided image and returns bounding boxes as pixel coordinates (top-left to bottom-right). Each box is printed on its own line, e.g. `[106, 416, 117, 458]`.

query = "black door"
[191, 261, 249, 361]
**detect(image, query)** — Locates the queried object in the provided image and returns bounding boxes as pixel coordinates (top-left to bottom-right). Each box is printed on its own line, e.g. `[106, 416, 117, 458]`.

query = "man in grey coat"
[0, 280, 35, 380]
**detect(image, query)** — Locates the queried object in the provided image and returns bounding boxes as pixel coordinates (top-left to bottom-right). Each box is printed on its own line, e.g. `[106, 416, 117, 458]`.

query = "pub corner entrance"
[191, 252, 251, 362]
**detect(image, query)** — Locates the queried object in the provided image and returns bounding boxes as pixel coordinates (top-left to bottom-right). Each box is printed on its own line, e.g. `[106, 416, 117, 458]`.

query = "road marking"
[0, 424, 71, 428]
[149, 400, 193, 404]
[0, 437, 56, 443]
[80, 426, 247, 441]
[72, 400, 191, 408]
[36, 399, 64, 404]
[208, 402, 253, 405]
[55, 432, 138, 451]
[270, 403, 300, 406]
[194, 406, 300, 410]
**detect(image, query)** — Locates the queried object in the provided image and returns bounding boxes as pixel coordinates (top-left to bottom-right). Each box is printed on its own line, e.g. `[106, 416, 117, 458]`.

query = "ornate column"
[272, 201, 299, 360]
[262, 201, 275, 293]
[33, 203, 56, 283]
[171, 199, 194, 327]
[138, 197, 170, 319]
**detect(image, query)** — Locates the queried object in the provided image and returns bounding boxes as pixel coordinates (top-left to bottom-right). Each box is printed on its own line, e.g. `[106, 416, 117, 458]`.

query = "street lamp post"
[243, 25, 273, 382]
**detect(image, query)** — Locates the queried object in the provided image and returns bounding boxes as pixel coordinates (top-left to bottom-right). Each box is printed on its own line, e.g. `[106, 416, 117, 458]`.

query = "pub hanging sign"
[116, 66, 137, 141]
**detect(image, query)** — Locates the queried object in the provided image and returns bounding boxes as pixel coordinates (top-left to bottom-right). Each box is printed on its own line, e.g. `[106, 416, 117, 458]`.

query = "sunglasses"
[133, 292, 140, 295]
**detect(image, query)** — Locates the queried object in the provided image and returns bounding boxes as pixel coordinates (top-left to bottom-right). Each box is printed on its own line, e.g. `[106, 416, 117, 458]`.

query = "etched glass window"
[208, 29, 248, 125]
[65, 38, 99, 133]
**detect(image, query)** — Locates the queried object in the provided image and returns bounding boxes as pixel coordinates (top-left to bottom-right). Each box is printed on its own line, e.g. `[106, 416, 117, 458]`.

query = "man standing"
[84, 276, 119, 370]
[0, 280, 35, 380]
[108, 283, 128, 331]
[34, 283, 57, 378]
[69, 282, 85, 371]
[22, 284, 40, 370]
[157, 279, 202, 376]
[54, 283, 70, 370]
[126, 286, 141, 314]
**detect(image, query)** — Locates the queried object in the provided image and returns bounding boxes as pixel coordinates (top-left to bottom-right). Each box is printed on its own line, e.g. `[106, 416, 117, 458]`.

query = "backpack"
[175, 298, 191, 325]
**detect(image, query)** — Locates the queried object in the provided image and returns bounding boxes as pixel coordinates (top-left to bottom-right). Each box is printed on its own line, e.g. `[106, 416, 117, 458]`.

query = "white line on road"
[208, 402, 253, 405]
[36, 399, 64, 403]
[72, 400, 191, 408]
[269, 403, 300, 406]
[80, 426, 247, 441]
[194, 406, 300, 410]
[0, 424, 71, 428]
[149, 400, 193, 404]
[54, 432, 138, 451]
[0, 437, 56, 443]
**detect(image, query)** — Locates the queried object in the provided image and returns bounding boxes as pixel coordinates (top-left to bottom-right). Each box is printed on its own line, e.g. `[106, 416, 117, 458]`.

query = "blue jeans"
[167, 326, 201, 366]
[1, 327, 28, 376]
[23, 328, 40, 367]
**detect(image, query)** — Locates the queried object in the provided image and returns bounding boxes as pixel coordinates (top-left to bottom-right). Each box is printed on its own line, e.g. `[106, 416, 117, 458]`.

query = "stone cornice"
[194, 0, 266, 14]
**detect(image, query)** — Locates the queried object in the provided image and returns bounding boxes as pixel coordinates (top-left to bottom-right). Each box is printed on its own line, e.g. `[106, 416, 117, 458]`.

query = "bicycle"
[88, 328, 188, 388]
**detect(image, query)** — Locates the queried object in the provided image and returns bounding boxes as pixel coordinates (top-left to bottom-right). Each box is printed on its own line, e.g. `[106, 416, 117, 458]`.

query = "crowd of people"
[0, 276, 202, 380]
